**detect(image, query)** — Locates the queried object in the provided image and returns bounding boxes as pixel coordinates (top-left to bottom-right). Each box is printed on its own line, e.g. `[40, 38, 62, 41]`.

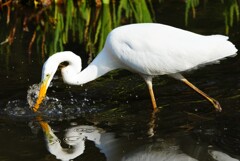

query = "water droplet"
[27, 84, 40, 107]
[49, 82, 53, 87]
[53, 75, 59, 80]
[70, 122, 78, 126]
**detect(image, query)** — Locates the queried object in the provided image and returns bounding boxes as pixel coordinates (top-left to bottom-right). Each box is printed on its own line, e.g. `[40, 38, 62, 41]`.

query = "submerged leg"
[143, 76, 157, 110]
[180, 78, 222, 112]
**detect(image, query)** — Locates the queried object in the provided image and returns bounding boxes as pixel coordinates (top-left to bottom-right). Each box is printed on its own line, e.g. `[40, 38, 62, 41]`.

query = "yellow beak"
[32, 76, 50, 112]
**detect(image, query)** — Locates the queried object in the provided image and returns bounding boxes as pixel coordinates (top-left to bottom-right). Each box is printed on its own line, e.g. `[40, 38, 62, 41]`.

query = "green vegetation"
[222, 0, 239, 34]
[0, 0, 239, 62]
[185, 0, 239, 34]
[0, 0, 155, 60]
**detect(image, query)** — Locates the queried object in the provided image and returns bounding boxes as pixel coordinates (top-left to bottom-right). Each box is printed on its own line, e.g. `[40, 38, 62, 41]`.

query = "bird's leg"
[180, 78, 222, 112]
[147, 83, 157, 110]
[143, 76, 158, 110]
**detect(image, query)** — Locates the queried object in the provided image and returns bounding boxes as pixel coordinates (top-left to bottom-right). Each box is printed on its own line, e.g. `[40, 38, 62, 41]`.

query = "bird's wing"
[106, 24, 237, 75]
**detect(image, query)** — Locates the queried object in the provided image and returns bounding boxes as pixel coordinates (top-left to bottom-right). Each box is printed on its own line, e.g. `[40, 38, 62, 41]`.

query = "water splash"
[3, 84, 103, 121]
[27, 84, 61, 115]
[27, 83, 41, 108]
[4, 100, 32, 118]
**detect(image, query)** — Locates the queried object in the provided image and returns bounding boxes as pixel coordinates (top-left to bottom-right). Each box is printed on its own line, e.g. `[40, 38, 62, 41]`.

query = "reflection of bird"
[40, 123, 123, 161]
[41, 122, 197, 161]
[40, 121, 239, 161]
[42, 124, 103, 161]
[33, 23, 237, 111]
[122, 144, 197, 161]
[208, 150, 239, 161]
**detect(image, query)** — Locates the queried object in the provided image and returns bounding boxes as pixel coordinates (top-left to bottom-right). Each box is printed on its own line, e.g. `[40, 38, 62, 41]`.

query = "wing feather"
[105, 24, 237, 75]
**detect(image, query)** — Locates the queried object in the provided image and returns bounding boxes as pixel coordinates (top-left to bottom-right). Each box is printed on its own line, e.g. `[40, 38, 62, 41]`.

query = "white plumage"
[33, 23, 238, 112]
[106, 24, 236, 75]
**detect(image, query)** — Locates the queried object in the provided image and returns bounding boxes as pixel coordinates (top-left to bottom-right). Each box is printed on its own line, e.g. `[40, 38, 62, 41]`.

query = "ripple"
[74, 126, 97, 133]
[192, 113, 240, 155]
[63, 136, 84, 142]
[48, 138, 61, 145]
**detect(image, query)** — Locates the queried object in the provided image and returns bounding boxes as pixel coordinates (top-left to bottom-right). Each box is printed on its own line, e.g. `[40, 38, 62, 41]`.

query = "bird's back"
[105, 23, 237, 75]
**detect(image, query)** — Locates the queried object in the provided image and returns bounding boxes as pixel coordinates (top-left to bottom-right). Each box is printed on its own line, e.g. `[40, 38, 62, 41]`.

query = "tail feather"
[181, 35, 238, 72]
[210, 34, 229, 40]
[209, 35, 238, 60]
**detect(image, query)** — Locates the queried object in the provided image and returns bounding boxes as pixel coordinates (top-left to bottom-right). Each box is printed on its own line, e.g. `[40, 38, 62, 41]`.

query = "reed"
[185, 0, 199, 26]
[0, 0, 239, 62]
[184, 0, 239, 34]
[222, 0, 239, 34]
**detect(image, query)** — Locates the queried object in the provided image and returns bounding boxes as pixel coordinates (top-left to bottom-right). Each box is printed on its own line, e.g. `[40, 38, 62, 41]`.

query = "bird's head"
[33, 51, 82, 112]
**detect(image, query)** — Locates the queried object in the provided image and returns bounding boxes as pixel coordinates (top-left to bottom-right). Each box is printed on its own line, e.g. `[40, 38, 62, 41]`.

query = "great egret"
[33, 23, 238, 112]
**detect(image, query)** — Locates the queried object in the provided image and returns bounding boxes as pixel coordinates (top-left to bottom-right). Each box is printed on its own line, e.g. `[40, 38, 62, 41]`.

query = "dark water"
[0, 1, 240, 161]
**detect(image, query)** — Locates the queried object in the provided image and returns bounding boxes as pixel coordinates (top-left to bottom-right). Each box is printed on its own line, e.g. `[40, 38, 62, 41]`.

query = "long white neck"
[62, 48, 121, 85]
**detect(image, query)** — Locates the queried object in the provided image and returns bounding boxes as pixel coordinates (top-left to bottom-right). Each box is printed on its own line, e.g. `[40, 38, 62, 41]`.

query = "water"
[0, 1, 240, 161]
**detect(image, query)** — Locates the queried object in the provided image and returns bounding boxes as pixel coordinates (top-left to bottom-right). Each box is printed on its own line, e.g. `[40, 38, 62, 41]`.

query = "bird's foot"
[212, 99, 222, 112]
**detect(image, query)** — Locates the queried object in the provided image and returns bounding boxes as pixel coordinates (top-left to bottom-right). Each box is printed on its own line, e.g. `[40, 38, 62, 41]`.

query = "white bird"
[33, 23, 238, 112]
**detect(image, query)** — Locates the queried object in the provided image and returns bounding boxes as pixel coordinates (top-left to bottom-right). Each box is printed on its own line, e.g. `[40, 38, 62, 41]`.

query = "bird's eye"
[46, 74, 50, 77]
